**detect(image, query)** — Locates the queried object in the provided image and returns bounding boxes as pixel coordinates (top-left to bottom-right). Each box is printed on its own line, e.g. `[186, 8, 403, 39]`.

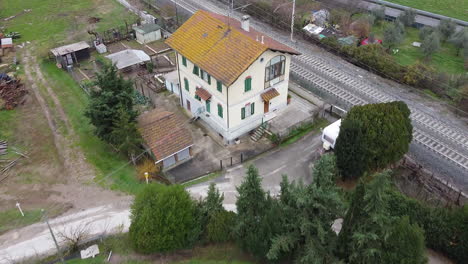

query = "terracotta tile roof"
[208, 12, 300, 55]
[261, 88, 280, 102]
[138, 109, 193, 162]
[165, 10, 299, 86]
[195, 87, 212, 101]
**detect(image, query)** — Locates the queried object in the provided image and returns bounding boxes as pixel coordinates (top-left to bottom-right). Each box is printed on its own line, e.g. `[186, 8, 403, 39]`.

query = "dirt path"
[21, 47, 129, 211]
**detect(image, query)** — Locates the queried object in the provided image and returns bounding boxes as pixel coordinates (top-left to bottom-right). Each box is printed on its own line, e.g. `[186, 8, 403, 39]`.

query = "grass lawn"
[372, 22, 465, 74]
[385, 0, 468, 21]
[181, 172, 221, 187]
[60, 234, 254, 264]
[0, 109, 17, 140]
[0, 209, 42, 234]
[280, 118, 330, 147]
[40, 61, 142, 194]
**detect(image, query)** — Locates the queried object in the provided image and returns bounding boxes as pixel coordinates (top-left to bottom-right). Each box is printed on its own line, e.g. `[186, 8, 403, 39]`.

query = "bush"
[129, 184, 199, 253]
[398, 8, 416, 27]
[438, 19, 456, 40]
[206, 210, 236, 243]
[386, 190, 468, 263]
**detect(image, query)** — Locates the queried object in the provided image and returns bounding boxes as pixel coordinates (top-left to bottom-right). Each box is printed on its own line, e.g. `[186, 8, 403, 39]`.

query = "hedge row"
[387, 190, 468, 263]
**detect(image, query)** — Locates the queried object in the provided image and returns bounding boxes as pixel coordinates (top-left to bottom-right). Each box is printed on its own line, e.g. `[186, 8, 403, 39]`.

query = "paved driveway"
[187, 131, 323, 211]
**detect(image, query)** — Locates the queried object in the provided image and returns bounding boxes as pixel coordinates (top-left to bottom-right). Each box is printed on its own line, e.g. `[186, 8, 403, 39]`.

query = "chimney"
[241, 15, 250, 32]
[261, 35, 264, 44]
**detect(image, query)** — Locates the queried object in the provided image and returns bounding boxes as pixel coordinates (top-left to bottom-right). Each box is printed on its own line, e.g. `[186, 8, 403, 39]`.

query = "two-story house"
[165, 10, 300, 143]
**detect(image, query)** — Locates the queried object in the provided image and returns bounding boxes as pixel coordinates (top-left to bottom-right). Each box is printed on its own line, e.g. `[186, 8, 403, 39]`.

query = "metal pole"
[290, 0, 296, 42]
[42, 210, 66, 264]
[174, 0, 179, 27]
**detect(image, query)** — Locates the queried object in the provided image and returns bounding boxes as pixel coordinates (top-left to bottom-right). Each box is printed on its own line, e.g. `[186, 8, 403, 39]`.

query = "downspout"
[227, 84, 230, 131]
[175, 52, 183, 106]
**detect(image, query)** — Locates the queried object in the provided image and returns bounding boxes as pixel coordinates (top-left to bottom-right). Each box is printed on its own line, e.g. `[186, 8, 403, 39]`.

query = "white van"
[321, 119, 341, 150]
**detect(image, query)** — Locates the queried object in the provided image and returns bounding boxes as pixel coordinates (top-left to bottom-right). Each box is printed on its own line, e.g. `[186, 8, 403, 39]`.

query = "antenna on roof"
[227, 0, 234, 29]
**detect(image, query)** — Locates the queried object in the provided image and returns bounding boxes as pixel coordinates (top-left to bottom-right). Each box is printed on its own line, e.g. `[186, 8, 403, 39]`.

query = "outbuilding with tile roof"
[138, 109, 193, 169]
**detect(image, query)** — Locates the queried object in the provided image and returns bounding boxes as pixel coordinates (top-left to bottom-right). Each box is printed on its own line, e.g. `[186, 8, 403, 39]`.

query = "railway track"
[170, 0, 468, 173]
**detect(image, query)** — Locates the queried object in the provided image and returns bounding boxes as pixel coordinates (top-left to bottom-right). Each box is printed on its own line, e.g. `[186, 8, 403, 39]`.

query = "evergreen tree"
[335, 102, 413, 179]
[85, 63, 137, 143]
[334, 119, 367, 180]
[383, 216, 427, 264]
[129, 184, 199, 253]
[398, 8, 416, 27]
[422, 32, 441, 59]
[198, 182, 225, 241]
[235, 165, 279, 259]
[338, 172, 393, 264]
[109, 108, 142, 158]
[438, 19, 456, 40]
[267, 156, 344, 263]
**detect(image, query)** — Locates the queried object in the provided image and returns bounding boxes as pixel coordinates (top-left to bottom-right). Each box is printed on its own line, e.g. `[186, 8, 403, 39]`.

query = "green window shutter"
[251, 102, 255, 115]
[208, 74, 211, 85]
[218, 104, 223, 118]
[193, 65, 199, 76]
[241, 107, 245, 120]
[184, 78, 189, 91]
[245, 77, 252, 92]
[182, 56, 187, 67]
[217, 81, 222, 92]
[206, 100, 211, 113]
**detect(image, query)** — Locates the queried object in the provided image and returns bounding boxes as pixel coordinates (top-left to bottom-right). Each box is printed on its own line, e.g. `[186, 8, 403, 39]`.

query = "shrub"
[438, 19, 456, 40]
[206, 210, 236, 243]
[419, 26, 435, 41]
[129, 184, 199, 253]
[386, 190, 468, 263]
[422, 32, 441, 59]
[398, 8, 416, 27]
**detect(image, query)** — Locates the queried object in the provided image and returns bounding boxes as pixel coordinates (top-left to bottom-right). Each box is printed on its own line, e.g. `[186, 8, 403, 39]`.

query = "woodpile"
[0, 79, 27, 110]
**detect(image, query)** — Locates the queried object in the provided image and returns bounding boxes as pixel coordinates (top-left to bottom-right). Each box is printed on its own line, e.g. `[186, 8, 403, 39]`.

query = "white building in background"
[165, 11, 300, 143]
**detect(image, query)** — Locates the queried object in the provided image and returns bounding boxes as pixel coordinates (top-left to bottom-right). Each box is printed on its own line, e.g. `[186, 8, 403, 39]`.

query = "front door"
[264, 101, 269, 113]
[187, 100, 191, 112]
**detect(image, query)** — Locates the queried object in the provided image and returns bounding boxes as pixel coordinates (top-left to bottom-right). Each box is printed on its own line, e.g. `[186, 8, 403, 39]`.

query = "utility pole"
[290, 0, 296, 42]
[174, 0, 179, 27]
[42, 209, 66, 264]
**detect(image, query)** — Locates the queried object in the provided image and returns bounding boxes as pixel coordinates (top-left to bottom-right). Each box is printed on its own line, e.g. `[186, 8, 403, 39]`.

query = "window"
[200, 69, 211, 84]
[265, 55, 286, 88]
[217, 80, 222, 93]
[206, 100, 211, 113]
[184, 78, 189, 91]
[193, 65, 199, 76]
[241, 103, 255, 120]
[182, 56, 187, 67]
[244, 77, 252, 92]
[217, 104, 223, 118]
[195, 88, 201, 101]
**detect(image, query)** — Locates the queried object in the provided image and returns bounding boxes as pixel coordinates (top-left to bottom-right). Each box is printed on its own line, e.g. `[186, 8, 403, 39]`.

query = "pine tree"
[109, 108, 142, 158]
[334, 119, 367, 180]
[85, 63, 137, 143]
[267, 156, 344, 263]
[383, 216, 427, 264]
[235, 165, 279, 259]
[198, 182, 225, 241]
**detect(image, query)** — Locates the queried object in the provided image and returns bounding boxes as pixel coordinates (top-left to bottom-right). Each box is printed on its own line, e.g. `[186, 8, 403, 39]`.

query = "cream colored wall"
[227, 50, 291, 130]
[177, 53, 228, 129]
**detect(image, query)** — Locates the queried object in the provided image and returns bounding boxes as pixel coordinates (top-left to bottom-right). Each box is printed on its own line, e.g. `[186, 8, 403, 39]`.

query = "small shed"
[134, 23, 162, 44]
[106, 49, 150, 71]
[163, 71, 180, 96]
[50, 41, 90, 69]
[138, 109, 193, 169]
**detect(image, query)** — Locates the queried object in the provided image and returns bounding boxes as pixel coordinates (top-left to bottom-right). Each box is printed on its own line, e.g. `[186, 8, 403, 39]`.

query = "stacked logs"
[0, 79, 27, 110]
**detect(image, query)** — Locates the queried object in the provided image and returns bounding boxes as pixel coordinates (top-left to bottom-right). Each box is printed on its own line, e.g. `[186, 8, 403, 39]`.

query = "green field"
[372, 22, 465, 74]
[0, 209, 42, 234]
[0, 0, 137, 53]
[385, 0, 468, 21]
